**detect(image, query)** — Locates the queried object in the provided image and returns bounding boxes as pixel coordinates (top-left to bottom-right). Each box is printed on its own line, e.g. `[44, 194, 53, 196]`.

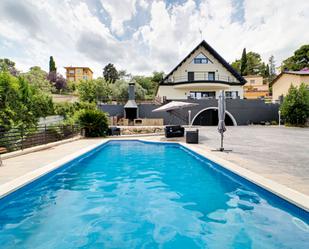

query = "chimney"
[124, 81, 138, 121]
[128, 82, 135, 100]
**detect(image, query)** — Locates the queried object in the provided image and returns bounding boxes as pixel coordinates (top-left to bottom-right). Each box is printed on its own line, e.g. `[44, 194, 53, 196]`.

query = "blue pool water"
[0, 140, 308, 248]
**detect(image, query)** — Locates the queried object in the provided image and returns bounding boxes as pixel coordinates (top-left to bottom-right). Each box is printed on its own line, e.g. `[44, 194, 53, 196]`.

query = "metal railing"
[97, 97, 160, 105]
[0, 125, 80, 154]
[168, 73, 237, 83]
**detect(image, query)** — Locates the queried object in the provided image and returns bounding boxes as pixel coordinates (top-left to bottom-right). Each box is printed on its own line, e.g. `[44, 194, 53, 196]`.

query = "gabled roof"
[270, 70, 309, 87]
[161, 40, 246, 85]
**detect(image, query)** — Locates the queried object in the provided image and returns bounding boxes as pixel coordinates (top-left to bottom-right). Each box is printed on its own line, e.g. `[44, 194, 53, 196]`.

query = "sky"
[0, 0, 308, 77]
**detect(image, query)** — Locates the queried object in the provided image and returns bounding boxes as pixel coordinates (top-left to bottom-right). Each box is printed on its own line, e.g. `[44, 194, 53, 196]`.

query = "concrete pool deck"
[199, 126, 309, 195]
[0, 126, 308, 210]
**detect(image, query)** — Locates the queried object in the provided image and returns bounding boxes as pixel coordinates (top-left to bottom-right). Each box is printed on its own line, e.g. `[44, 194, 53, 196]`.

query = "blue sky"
[0, 0, 308, 77]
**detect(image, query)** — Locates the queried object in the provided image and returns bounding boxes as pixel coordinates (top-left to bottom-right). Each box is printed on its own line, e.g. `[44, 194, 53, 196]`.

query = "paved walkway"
[1, 126, 308, 196]
[198, 126, 309, 195]
[0, 139, 103, 185]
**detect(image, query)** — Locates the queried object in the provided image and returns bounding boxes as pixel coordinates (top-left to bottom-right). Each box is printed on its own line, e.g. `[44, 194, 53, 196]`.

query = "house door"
[188, 72, 194, 81]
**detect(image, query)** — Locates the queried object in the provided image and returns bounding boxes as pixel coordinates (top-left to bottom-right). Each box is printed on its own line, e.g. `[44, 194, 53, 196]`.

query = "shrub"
[77, 109, 108, 137]
[280, 83, 309, 126]
[54, 101, 96, 119]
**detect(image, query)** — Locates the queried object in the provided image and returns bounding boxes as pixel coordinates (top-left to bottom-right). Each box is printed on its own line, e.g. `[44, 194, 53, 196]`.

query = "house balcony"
[167, 72, 238, 84]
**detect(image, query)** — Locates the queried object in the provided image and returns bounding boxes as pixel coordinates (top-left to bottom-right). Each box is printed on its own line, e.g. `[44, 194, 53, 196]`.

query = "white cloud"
[100, 0, 137, 36]
[0, 0, 308, 77]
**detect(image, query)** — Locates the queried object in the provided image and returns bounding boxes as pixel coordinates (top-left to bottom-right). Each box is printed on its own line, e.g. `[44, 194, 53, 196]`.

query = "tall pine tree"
[103, 63, 119, 83]
[49, 56, 57, 73]
[240, 48, 247, 76]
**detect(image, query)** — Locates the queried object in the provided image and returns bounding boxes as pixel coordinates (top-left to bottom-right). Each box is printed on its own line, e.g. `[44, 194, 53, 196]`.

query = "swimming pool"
[0, 140, 308, 248]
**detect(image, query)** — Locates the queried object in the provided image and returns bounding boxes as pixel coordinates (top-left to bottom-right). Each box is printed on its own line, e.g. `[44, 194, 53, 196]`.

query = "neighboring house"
[156, 40, 246, 101]
[271, 70, 309, 101]
[243, 75, 269, 99]
[64, 67, 93, 82]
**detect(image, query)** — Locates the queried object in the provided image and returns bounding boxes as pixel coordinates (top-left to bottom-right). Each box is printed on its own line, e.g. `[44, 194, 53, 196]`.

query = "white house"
[156, 40, 246, 100]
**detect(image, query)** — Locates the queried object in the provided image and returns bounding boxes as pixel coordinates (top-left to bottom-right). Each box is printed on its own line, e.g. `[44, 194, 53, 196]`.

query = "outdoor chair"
[107, 127, 121, 136]
[165, 125, 185, 138]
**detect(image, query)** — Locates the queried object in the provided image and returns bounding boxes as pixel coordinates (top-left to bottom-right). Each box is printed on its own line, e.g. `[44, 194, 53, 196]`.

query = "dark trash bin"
[186, 129, 199, 144]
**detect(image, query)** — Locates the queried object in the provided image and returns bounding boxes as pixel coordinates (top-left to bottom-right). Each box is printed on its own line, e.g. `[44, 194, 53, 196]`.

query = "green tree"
[22, 66, 52, 92]
[110, 80, 146, 100]
[281, 45, 309, 71]
[132, 71, 164, 99]
[49, 56, 57, 72]
[32, 93, 54, 118]
[240, 48, 247, 76]
[246, 52, 264, 75]
[232, 50, 266, 76]
[0, 72, 54, 130]
[47, 71, 67, 93]
[0, 72, 19, 128]
[0, 58, 19, 76]
[133, 76, 155, 99]
[231, 59, 241, 73]
[268, 55, 276, 82]
[103, 63, 119, 83]
[54, 101, 96, 121]
[280, 83, 309, 126]
[77, 78, 112, 103]
[152, 71, 164, 83]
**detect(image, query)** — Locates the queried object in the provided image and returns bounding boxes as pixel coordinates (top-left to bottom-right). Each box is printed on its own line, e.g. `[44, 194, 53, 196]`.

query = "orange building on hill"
[243, 75, 269, 99]
[64, 67, 93, 82]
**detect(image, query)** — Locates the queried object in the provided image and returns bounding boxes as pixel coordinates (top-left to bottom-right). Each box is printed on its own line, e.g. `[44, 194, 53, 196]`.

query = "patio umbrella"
[152, 101, 198, 112]
[218, 90, 226, 151]
[152, 101, 198, 125]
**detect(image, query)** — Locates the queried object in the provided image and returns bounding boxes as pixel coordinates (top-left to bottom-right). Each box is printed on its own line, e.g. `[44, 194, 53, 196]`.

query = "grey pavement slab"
[196, 126, 309, 195]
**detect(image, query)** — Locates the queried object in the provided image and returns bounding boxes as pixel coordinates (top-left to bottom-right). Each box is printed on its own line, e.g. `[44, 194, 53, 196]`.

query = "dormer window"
[193, 53, 212, 64]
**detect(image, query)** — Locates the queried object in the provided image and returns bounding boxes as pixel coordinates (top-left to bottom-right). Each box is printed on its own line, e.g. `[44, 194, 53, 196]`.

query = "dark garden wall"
[98, 99, 280, 126]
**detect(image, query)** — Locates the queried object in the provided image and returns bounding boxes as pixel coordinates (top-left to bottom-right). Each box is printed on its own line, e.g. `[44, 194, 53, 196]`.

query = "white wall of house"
[167, 46, 240, 83]
[157, 85, 243, 100]
[157, 85, 189, 99]
[157, 44, 244, 100]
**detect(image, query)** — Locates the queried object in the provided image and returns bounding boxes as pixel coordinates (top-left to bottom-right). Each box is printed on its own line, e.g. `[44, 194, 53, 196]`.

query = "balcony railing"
[168, 73, 237, 83]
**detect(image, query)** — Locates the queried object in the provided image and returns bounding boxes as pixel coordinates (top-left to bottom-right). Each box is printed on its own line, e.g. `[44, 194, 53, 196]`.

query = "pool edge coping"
[0, 139, 110, 199]
[0, 137, 308, 212]
[180, 142, 309, 212]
